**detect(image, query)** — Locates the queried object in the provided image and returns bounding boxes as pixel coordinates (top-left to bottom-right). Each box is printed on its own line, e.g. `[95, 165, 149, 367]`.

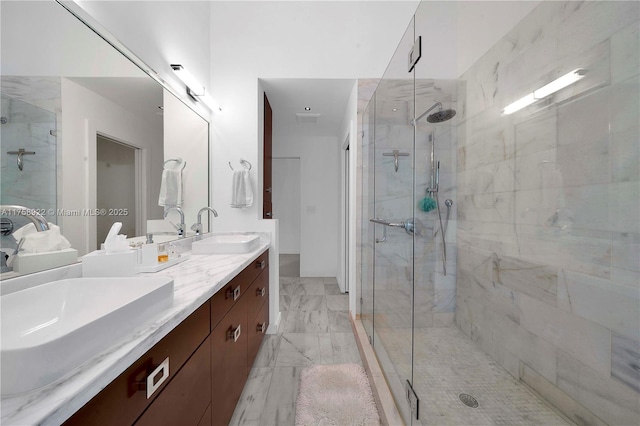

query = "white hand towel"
[158, 169, 183, 207]
[231, 170, 253, 208]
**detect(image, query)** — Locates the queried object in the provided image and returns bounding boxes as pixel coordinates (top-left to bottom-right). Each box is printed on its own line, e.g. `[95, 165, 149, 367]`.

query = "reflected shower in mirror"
[0, 0, 210, 279]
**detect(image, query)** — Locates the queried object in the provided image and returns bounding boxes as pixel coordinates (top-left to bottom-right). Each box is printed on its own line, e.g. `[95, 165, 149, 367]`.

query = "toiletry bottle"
[157, 243, 168, 263]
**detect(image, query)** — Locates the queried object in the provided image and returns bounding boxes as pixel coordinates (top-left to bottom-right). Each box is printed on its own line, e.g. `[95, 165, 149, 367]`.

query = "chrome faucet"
[0, 205, 49, 232]
[163, 207, 185, 238]
[192, 207, 218, 239]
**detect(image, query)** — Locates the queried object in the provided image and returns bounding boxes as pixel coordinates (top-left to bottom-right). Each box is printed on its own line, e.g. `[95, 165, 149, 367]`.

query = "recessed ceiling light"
[304, 107, 311, 111]
[392, 108, 398, 112]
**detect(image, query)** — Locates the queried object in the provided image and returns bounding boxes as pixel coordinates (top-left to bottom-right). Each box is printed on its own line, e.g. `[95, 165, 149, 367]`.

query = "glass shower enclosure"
[361, 16, 458, 424]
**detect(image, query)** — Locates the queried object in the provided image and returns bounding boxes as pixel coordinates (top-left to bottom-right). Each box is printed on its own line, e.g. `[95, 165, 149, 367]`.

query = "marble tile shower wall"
[368, 79, 458, 331]
[455, 2, 639, 425]
[0, 77, 60, 226]
[371, 101, 417, 330]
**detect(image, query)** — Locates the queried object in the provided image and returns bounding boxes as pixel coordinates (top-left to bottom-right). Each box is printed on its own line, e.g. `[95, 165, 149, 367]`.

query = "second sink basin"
[1, 276, 174, 396]
[192, 233, 259, 254]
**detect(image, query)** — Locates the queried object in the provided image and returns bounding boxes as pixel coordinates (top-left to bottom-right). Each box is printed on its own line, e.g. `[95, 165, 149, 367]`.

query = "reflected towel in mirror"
[158, 160, 184, 207]
[231, 170, 253, 208]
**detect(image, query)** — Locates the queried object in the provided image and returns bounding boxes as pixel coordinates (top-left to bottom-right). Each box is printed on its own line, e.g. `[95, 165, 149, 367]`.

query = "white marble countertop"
[0, 236, 270, 426]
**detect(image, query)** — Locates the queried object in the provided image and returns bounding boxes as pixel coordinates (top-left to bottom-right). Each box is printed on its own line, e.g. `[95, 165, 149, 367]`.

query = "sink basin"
[1, 276, 174, 396]
[191, 233, 260, 254]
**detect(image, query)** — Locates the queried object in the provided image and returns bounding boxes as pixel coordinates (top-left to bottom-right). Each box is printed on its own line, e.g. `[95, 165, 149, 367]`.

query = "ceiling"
[69, 77, 164, 126]
[261, 1, 541, 138]
[261, 79, 355, 137]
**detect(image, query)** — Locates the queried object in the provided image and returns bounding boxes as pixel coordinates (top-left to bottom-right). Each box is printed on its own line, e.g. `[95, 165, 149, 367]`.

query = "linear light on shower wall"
[171, 64, 222, 111]
[502, 68, 586, 115]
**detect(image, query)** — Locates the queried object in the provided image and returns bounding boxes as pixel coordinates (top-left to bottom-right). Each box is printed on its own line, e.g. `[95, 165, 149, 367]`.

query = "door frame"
[95, 132, 144, 239]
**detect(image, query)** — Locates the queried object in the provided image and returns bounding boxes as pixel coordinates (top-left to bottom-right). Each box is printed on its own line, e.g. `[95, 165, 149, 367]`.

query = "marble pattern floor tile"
[258, 366, 301, 426]
[326, 294, 349, 311]
[229, 368, 273, 425]
[275, 333, 330, 367]
[281, 310, 330, 333]
[252, 335, 282, 368]
[232, 279, 362, 426]
[328, 310, 352, 332]
[289, 295, 326, 311]
[324, 283, 344, 295]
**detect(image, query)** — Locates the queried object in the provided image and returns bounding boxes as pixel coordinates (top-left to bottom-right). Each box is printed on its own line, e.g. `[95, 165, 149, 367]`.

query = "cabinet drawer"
[64, 301, 210, 426]
[248, 297, 269, 369]
[135, 336, 211, 426]
[211, 250, 268, 330]
[247, 265, 269, 323]
[211, 295, 248, 426]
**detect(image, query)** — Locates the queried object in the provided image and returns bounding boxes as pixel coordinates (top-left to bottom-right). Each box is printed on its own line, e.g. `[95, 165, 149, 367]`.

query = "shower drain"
[459, 393, 479, 408]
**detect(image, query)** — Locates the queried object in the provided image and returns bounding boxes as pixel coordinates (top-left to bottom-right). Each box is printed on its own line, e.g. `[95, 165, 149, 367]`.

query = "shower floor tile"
[380, 326, 571, 425]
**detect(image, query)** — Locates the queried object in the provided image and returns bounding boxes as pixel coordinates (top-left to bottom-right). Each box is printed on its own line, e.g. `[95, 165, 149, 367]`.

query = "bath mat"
[295, 363, 381, 426]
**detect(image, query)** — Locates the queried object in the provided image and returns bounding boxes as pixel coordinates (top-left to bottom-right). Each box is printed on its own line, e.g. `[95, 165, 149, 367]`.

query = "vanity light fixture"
[502, 68, 586, 115]
[170, 64, 222, 112]
[304, 107, 311, 111]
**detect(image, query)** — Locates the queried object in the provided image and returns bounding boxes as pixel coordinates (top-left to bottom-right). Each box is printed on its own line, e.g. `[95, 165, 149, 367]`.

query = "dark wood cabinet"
[211, 295, 248, 426]
[64, 302, 210, 426]
[211, 251, 269, 426]
[63, 250, 270, 426]
[135, 336, 211, 426]
[248, 295, 269, 368]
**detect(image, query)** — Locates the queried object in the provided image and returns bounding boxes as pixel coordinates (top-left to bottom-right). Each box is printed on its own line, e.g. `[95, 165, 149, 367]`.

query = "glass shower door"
[369, 17, 417, 424]
[361, 93, 376, 341]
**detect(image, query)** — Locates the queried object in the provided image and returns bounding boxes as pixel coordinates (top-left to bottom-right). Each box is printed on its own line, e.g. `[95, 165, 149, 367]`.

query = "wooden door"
[263, 93, 273, 219]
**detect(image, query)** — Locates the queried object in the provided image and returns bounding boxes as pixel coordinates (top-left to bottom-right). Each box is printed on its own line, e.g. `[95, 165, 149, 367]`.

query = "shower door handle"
[370, 218, 422, 236]
[370, 218, 405, 228]
[371, 218, 405, 243]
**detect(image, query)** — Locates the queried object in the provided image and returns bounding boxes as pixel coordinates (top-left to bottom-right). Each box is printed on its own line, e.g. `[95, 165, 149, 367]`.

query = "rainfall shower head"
[427, 108, 456, 123]
[413, 101, 457, 125]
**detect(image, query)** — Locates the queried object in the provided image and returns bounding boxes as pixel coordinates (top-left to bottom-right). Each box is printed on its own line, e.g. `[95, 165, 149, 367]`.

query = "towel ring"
[240, 159, 252, 170]
[228, 159, 252, 171]
[164, 158, 186, 170]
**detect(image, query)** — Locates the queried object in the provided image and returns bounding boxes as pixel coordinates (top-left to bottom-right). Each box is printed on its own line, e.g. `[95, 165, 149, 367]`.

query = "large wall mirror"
[0, 0, 210, 278]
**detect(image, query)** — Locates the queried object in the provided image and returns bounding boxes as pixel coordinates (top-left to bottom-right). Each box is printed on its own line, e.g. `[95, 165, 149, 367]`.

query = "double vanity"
[0, 233, 272, 426]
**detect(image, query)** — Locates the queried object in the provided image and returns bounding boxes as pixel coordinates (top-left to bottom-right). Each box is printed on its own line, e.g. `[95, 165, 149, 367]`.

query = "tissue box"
[13, 248, 79, 274]
[82, 249, 138, 277]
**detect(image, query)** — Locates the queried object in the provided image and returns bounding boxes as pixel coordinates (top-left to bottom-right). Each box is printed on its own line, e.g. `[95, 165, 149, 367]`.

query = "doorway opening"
[273, 157, 301, 277]
[96, 135, 140, 249]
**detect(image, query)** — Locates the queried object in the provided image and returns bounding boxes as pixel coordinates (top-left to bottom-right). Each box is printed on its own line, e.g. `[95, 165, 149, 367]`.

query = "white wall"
[210, 1, 419, 284]
[272, 133, 340, 277]
[163, 90, 210, 232]
[61, 78, 163, 255]
[210, 1, 419, 225]
[73, 0, 212, 115]
[272, 159, 301, 254]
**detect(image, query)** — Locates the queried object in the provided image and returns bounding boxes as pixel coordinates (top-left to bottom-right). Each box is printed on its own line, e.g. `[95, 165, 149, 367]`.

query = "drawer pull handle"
[257, 260, 266, 269]
[141, 357, 169, 399]
[257, 287, 266, 297]
[257, 323, 266, 334]
[226, 285, 241, 301]
[227, 325, 242, 342]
